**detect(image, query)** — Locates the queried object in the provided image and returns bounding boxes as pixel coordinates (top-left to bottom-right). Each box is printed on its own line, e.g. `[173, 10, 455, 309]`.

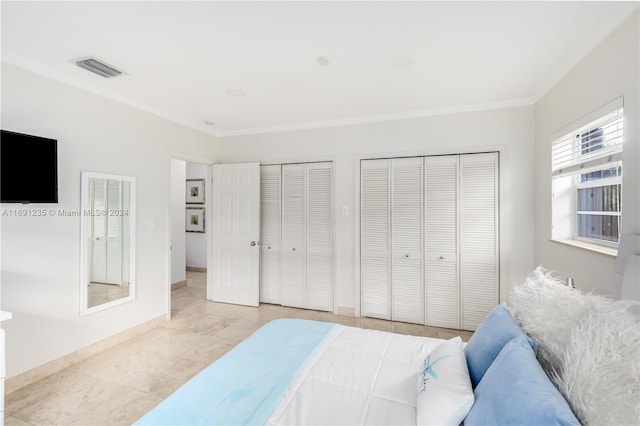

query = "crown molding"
[3, 52, 533, 138]
[216, 98, 534, 137]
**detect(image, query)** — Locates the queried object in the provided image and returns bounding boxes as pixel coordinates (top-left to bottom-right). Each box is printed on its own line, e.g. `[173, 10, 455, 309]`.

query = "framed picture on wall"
[186, 179, 205, 204]
[186, 207, 205, 233]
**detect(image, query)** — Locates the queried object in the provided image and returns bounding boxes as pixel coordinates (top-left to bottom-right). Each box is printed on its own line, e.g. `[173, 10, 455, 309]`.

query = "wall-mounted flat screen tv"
[1, 129, 58, 203]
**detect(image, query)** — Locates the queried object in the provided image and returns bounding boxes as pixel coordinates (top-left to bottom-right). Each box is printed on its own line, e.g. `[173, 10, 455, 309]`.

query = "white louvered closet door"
[424, 155, 460, 329]
[281, 164, 307, 308]
[259, 165, 282, 304]
[360, 159, 391, 320]
[91, 179, 107, 283]
[391, 158, 424, 324]
[91, 179, 123, 285]
[306, 162, 333, 311]
[105, 180, 123, 285]
[460, 153, 499, 330]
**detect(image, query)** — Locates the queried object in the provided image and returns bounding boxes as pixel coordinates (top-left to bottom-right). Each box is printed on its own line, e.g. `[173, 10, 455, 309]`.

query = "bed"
[136, 267, 639, 425]
[135, 318, 451, 425]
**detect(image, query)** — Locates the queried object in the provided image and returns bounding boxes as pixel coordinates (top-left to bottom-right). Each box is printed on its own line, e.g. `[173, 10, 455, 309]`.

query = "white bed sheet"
[266, 325, 447, 425]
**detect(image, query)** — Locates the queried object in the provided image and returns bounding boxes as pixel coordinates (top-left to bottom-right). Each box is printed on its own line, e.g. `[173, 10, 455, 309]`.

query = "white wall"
[534, 11, 639, 297]
[0, 63, 221, 378]
[219, 106, 536, 311]
[186, 163, 208, 268]
[170, 159, 186, 284]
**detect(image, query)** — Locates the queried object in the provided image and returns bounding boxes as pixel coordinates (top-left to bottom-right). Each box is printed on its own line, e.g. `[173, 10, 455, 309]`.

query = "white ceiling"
[2, 1, 638, 137]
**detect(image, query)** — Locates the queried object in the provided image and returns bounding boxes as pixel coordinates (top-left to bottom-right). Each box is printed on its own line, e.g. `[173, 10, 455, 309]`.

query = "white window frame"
[574, 166, 622, 248]
[551, 98, 624, 251]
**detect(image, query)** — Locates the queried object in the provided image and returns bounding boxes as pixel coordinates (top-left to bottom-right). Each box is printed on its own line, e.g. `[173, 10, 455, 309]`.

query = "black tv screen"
[1, 130, 58, 203]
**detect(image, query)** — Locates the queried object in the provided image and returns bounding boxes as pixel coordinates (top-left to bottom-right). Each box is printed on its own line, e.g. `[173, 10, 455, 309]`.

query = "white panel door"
[306, 162, 333, 311]
[259, 165, 282, 304]
[460, 152, 499, 330]
[425, 155, 460, 329]
[281, 163, 307, 308]
[209, 163, 260, 307]
[391, 157, 424, 324]
[360, 159, 391, 320]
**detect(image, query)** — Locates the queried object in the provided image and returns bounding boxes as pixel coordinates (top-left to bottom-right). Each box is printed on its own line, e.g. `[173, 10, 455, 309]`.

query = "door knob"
[405, 254, 410, 258]
[268, 246, 271, 250]
[438, 256, 444, 260]
[250, 241, 257, 246]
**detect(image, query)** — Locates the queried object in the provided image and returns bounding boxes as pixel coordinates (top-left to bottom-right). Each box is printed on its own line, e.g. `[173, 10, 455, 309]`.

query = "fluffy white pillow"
[416, 336, 474, 426]
[553, 303, 640, 425]
[510, 266, 640, 425]
[509, 266, 609, 375]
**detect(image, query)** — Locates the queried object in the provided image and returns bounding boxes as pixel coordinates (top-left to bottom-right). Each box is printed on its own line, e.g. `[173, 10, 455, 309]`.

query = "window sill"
[550, 238, 617, 257]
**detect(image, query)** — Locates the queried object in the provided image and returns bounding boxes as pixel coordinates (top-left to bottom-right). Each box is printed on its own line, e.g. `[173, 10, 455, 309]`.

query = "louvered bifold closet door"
[391, 157, 424, 324]
[306, 162, 333, 311]
[91, 179, 108, 283]
[460, 152, 499, 331]
[360, 159, 391, 320]
[105, 180, 123, 284]
[259, 165, 282, 304]
[424, 156, 460, 329]
[281, 164, 307, 308]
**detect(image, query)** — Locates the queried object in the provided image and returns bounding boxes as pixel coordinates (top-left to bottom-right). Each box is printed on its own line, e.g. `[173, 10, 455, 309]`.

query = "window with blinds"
[551, 102, 623, 246]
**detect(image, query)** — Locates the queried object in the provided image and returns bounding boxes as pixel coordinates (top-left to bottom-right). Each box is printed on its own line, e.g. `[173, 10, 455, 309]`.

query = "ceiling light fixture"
[390, 55, 416, 70]
[75, 57, 124, 78]
[316, 56, 330, 67]
[225, 88, 246, 98]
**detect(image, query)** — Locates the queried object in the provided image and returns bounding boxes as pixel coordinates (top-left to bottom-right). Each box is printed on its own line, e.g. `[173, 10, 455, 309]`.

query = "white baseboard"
[171, 280, 187, 290]
[5, 314, 166, 395]
[337, 307, 356, 317]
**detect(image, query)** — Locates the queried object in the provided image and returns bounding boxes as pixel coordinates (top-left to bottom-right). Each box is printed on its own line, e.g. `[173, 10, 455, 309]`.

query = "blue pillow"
[464, 304, 537, 387]
[464, 335, 580, 426]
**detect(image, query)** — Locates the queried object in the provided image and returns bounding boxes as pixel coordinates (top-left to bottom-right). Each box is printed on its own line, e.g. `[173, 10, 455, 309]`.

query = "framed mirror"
[80, 171, 136, 315]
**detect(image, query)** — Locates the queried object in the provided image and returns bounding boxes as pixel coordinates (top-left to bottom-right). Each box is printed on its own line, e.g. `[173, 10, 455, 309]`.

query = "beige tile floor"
[5, 272, 473, 426]
[87, 282, 130, 308]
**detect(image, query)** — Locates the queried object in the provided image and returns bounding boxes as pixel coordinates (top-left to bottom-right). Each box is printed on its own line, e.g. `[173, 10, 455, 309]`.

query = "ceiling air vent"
[75, 57, 123, 78]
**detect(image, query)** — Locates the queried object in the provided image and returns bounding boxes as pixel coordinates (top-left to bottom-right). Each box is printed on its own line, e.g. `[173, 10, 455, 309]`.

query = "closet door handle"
[438, 256, 444, 260]
[405, 254, 410, 258]
[250, 241, 257, 247]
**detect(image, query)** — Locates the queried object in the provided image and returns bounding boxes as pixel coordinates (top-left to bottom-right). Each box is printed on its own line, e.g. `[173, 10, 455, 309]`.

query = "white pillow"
[509, 266, 608, 375]
[553, 303, 640, 425]
[416, 336, 474, 426]
[510, 266, 640, 425]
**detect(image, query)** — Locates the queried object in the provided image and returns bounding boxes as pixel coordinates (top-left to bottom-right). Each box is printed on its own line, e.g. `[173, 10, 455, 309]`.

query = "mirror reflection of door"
[88, 178, 131, 308]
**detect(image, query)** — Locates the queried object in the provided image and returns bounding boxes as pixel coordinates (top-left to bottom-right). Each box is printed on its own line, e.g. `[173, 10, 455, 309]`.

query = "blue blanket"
[135, 318, 338, 425]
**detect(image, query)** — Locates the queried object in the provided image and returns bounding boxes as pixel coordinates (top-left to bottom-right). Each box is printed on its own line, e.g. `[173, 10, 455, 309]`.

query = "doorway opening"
[169, 158, 211, 320]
